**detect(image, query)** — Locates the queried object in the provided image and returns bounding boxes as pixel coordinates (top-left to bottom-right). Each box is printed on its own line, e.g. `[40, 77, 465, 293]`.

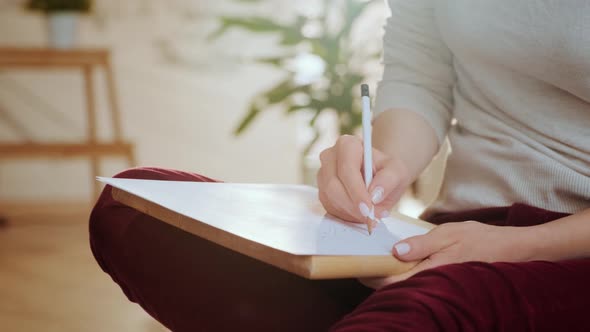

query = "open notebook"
[98, 177, 434, 279]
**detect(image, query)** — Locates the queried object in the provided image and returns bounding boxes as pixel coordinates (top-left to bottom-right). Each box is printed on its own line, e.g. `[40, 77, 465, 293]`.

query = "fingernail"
[381, 210, 390, 219]
[359, 202, 371, 218]
[394, 242, 411, 256]
[371, 187, 384, 204]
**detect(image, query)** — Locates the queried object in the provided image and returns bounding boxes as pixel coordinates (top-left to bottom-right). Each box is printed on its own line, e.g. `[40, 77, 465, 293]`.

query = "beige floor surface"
[0, 204, 169, 332]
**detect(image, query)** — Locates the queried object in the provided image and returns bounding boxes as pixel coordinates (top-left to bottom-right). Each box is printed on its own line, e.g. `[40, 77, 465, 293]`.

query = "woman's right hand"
[317, 135, 412, 224]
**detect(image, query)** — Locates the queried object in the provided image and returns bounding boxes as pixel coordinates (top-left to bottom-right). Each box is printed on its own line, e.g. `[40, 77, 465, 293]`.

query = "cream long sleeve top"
[375, 0, 590, 215]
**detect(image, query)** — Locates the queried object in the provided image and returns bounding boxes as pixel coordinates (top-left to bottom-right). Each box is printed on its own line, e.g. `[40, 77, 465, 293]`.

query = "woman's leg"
[89, 167, 372, 332]
[332, 258, 590, 332]
[331, 204, 590, 332]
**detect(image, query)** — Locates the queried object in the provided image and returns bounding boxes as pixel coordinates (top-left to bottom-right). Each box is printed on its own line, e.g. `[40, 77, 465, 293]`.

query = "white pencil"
[361, 84, 374, 234]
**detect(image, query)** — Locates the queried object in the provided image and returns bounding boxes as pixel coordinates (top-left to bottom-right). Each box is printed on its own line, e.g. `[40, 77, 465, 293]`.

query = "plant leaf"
[254, 56, 289, 67]
[234, 103, 261, 135]
[208, 16, 287, 40]
[278, 15, 307, 46]
[234, 78, 311, 135]
[264, 79, 309, 105]
[286, 105, 309, 113]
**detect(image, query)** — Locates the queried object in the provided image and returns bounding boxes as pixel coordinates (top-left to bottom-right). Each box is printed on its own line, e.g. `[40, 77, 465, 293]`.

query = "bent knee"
[90, 167, 171, 221]
[89, 188, 135, 265]
[112, 166, 217, 184]
[113, 166, 176, 180]
[90, 166, 206, 240]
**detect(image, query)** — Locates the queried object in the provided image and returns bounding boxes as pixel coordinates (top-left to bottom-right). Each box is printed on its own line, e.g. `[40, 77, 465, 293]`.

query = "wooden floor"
[0, 203, 169, 332]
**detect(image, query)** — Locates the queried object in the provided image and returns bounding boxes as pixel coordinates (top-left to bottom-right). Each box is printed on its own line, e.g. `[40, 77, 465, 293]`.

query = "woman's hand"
[317, 135, 412, 224]
[361, 221, 534, 289]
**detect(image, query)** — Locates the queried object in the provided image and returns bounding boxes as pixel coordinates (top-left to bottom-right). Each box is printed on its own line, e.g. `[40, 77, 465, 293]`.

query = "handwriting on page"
[315, 215, 401, 255]
[318, 218, 367, 240]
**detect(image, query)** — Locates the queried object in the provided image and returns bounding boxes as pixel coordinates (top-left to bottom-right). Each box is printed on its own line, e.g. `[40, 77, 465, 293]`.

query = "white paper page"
[98, 177, 430, 256]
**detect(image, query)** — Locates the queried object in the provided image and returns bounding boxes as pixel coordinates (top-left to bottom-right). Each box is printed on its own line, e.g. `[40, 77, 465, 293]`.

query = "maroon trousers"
[89, 167, 590, 332]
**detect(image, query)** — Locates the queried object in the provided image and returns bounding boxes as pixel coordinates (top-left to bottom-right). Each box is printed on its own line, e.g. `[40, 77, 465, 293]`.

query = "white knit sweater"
[375, 0, 590, 214]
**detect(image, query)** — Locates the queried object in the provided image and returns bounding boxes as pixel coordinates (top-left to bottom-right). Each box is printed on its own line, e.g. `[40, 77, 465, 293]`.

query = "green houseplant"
[26, 0, 92, 49]
[211, 0, 382, 163]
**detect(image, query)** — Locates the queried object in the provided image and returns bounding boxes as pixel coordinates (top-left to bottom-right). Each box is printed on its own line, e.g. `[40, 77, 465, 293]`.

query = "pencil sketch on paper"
[314, 214, 401, 255]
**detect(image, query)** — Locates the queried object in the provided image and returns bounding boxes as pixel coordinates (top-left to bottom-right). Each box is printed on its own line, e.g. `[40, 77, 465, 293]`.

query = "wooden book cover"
[100, 177, 434, 280]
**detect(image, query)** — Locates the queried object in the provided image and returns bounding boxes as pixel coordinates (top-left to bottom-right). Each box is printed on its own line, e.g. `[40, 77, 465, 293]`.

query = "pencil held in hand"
[317, 135, 406, 232]
[317, 90, 409, 234]
[361, 84, 374, 235]
[359, 202, 376, 234]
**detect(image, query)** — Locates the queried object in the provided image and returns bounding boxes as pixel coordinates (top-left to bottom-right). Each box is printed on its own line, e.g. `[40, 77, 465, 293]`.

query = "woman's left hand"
[360, 221, 535, 289]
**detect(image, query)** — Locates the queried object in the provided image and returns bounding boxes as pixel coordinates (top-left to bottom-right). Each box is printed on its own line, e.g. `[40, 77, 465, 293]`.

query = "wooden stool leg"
[91, 157, 101, 199]
[104, 58, 123, 141]
[83, 65, 101, 200]
[105, 54, 136, 170]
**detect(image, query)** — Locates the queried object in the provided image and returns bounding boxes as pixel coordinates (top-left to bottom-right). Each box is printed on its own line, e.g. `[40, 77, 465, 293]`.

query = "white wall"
[0, 2, 310, 202]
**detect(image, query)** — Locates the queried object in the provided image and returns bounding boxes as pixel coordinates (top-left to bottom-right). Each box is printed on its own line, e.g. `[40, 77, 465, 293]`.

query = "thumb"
[392, 230, 448, 261]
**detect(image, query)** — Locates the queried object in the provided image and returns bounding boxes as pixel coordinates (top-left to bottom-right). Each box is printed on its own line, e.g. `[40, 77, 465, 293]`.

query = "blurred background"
[0, 0, 445, 331]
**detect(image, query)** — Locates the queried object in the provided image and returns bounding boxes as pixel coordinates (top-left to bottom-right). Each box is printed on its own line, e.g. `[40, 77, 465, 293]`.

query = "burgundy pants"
[89, 167, 590, 332]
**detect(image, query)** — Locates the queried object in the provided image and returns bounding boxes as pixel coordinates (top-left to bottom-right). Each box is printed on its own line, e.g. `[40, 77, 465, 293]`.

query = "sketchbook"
[98, 177, 434, 279]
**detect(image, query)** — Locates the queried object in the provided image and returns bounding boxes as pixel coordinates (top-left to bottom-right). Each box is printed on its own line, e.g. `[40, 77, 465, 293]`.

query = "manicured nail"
[394, 242, 411, 256]
[381, 210, 390, 219]
[371, 187, 384, 204]
[359, 202, 371, 218]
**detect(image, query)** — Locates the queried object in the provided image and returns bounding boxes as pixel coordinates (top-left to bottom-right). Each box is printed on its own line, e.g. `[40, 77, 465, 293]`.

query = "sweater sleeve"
[374, 0, 456, 144]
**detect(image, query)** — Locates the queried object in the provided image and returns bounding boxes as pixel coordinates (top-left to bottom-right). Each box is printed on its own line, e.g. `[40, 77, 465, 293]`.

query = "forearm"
[523, 208, 590, 261]
[372, 109, 440, 182]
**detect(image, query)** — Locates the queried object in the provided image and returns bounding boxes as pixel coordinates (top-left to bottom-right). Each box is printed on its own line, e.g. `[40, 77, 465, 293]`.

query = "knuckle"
[336, 134, 359, 148]
[436, 222, 462, 238]
[319, 149, 331, 164]
[316, 168, 326, 188]
[316, 167, 324, 183]
[436, 223, 453, 232]
[431, 224, 449, 237]
[336, 134, 350, 144]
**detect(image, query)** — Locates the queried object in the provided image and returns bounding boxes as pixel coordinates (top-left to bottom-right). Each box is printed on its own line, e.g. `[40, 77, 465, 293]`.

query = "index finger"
[335, 136, 374, 222]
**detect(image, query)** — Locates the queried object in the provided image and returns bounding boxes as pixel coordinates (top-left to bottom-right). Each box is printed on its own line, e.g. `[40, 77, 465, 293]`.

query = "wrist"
[498, 225, 541, 262]
[513, 224, 559, 262]
[373, 109, 439, 181]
